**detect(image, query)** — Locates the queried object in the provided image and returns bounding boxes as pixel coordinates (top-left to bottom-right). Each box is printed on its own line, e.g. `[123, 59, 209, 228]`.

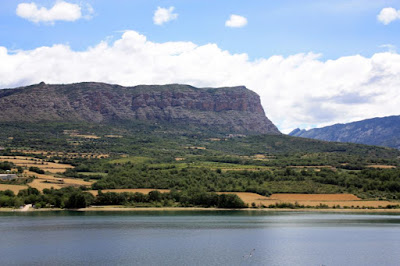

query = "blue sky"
[0, 0, 399, 132]
[2, 0, 399, 59]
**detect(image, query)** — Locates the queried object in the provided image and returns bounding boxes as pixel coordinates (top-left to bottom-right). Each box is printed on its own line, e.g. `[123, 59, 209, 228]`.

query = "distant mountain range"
[289, 116, 400, 149]
[0, 82, 280, 135]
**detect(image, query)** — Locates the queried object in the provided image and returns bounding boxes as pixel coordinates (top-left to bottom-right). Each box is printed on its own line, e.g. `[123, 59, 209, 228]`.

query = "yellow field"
[218, 192, 399, 208]
[0, 184, 28, 194]
[24, 170, 94, 191]
[367, 165, 396, 169]
[269, 193, 360, 201]
[89, 189, 170, 196]
[219, 168, 269, 172]
[0, 155, 94, 191]
[29, 178, 63, 191]
[70, 134, 100, 139]
[105, 135, 123, 138]
[64, 130, 100, 139]
[185, 146, 206, 150]
[0, 156, 74, 173]
[217, 192, 269, 205]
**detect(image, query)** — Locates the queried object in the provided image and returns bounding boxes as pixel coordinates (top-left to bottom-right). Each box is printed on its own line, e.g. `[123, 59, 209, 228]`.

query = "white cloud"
[0, 30, 399, 133]
[225, 14, 247, 28]
[16, 1, 94, 24]
[377, 7, 400, 25]
[153, 6, 178, 25]
[380, 44, 397, 53]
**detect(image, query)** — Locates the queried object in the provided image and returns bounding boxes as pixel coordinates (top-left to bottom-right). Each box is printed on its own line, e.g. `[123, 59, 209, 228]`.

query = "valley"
[0, 83, 399, 211]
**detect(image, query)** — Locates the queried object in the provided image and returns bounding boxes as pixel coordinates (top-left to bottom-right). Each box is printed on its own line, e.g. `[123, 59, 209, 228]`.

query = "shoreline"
[1, 206, 400, 213]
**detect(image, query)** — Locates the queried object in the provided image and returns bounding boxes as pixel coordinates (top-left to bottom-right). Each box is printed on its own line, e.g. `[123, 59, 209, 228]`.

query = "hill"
[289, 116, 400, 149]
[0, 82, 280, 135]
[1, 83, 400, 208]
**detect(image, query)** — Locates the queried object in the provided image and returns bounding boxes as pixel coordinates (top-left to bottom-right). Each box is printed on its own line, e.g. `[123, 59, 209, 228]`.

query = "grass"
[189, 161, 271, 171]
[78, 172, 108, 177]
[110, 156, 152, 164]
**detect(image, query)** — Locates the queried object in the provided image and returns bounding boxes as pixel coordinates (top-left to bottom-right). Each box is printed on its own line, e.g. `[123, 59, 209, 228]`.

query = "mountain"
[0, 82, 280, 135]
[289, 116, 400, 149]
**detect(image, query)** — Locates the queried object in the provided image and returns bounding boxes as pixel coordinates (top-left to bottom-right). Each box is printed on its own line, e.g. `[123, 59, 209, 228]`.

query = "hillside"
[0, 82, 280, 135]
[289, 116, 400, 149]
[1, 83, 400, 208]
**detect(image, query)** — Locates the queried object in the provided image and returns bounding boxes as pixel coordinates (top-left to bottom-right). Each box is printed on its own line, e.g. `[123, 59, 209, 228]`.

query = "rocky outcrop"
[289, 116, 400, 149]
[0, 82, 280, 135]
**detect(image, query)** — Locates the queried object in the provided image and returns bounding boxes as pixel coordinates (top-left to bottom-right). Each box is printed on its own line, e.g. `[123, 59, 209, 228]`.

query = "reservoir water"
[1, 211, 400, 265]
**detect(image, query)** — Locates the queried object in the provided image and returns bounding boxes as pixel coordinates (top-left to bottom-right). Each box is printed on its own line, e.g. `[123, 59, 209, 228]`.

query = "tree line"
[0, 187, 246, 209]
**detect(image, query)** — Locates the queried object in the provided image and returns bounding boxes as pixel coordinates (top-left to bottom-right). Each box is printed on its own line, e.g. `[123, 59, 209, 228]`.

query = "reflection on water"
[0, 211, 399, 265]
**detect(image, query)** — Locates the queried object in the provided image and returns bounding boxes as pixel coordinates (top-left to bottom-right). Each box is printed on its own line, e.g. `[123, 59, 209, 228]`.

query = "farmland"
[0, 155, 93, 192]
[0, 121, 400, 210]
[0, 156, 74, 173]
[0, 184, 28, 194]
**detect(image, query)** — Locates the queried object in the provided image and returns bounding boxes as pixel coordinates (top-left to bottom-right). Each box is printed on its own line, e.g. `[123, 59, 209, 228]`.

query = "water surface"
[1, 211, 399, 265]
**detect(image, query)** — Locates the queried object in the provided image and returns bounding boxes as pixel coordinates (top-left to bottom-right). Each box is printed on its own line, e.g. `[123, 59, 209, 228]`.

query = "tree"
[65, 192, 89, 208]
[148, 190, 162, 202]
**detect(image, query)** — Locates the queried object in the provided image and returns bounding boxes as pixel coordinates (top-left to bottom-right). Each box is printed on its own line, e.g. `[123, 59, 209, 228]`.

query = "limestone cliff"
[0, 82, 280, 135]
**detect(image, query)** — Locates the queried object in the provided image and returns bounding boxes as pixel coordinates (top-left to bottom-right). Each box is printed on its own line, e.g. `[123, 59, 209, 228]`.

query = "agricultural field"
[218, 192, 398, 208]
[0, 156, 73, 173]
[24, 170, 94, 191]
[0, 184, 28, 194]
[0, 155, 94, 192]
[64, 130, 100, 139]
[366, 165, 397, 169]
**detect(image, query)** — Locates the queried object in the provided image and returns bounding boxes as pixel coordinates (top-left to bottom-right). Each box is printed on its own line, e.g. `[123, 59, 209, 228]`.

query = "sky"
[0, 0, 400, 133]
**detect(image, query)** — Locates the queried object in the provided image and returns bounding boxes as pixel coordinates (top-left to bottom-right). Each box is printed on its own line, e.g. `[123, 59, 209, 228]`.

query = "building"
[0, 174, 18, 181]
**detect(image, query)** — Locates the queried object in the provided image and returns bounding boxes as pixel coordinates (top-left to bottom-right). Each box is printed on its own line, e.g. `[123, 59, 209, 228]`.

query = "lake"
[0, 211, 400, 265]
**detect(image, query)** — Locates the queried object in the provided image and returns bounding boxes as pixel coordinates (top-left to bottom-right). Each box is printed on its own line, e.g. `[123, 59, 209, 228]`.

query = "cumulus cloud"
[0, 30, 399, 133]
[377, 7, 400, 25]
[153, 6, 178, 25]
[16, 1, 94, 24]
[225, 14, 247, 28]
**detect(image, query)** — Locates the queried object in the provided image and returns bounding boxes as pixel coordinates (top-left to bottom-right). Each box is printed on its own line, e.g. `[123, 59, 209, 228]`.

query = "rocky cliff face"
[289, 116, 400, 149]
[0, 82, 280, 135]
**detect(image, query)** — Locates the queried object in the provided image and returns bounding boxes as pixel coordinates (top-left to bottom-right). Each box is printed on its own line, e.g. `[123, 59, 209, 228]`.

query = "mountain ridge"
[0, 82, 280, 135]
[289, 115, 400, 149]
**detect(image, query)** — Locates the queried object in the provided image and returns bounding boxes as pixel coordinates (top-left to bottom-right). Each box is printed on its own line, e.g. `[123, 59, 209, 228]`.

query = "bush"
[29, 167, 45, 174]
